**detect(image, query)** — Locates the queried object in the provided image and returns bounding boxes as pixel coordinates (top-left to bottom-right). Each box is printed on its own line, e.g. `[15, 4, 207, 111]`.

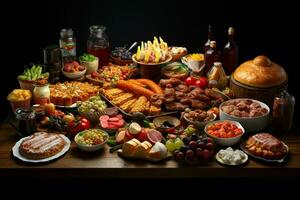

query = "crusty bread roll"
[233, 55, 287, 88]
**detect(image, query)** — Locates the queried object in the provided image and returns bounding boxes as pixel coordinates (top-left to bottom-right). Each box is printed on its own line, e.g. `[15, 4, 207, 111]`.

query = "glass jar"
[33, 82, 50, 105]
[272, 91, 295, 133]
[87, 25, 110, 67]
[43, 44, 62, 83]
[15, 108, 36, 136]
[59, 28, 76, 63]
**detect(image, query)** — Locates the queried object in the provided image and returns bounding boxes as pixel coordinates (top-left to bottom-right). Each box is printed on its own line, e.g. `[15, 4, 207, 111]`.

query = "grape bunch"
[77, 96, 107, 114]
[173, 134, 215, 164]
[112, 47, 133, 60]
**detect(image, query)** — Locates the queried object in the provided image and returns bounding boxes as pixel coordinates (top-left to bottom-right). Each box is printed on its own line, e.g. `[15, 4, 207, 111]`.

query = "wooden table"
[1, 121, 300, 179]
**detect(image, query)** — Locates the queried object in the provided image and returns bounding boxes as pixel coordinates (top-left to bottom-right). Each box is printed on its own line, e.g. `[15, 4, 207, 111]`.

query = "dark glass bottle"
[203, 25, 212, 53]
[204, 41, 221, 74]
[223, 27, 238, 74]
[272, 91, 295, 134]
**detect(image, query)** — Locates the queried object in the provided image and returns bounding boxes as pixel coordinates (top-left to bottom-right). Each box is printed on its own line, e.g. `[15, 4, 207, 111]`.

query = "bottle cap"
[214, 62, 222, 67]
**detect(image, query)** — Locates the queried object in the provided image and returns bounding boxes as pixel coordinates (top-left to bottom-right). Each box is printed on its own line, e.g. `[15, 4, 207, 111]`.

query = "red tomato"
[195, 77, 208, 89]
[185, 76, 197, 86]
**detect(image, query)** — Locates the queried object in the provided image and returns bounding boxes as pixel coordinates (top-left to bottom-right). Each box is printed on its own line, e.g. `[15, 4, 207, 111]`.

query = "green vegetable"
[143, 119, 151, 128]
[80, 53, 97, 62]
[19, 65, 46, 81]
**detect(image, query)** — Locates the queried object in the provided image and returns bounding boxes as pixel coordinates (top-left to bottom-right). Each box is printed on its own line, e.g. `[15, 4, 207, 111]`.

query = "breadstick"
[117, 80, 155, 98]
[136, 79, 163, 94]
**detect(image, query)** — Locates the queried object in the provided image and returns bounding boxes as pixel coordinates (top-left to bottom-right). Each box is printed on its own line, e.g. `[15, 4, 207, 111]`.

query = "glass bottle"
[87, 25, 110, 68]
[59, 28, 77, 63]
[272, 91, 295, 133]
[203, 25, 213, 54]
[204, 41, 221, 74]
[223, 27, 238, 74]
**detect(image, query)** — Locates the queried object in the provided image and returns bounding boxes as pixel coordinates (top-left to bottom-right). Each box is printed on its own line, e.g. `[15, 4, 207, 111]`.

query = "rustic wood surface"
[1, 121, 299, 179]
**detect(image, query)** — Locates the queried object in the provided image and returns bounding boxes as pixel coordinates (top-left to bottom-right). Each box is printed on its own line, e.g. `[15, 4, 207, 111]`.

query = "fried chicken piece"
[190, 100, 207, 110]
[175, 84, 189, 93]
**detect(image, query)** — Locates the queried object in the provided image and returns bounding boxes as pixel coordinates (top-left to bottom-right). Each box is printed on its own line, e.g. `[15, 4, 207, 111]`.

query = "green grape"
[166, 140, 176, 152]
[174, 138, 184, 150]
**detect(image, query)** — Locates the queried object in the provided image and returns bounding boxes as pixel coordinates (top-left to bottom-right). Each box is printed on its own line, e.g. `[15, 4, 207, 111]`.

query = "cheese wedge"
[148, 142, 168, 160]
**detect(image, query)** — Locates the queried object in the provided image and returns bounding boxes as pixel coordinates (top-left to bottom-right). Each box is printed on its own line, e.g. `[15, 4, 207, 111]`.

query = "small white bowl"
[219, 98, 270, 132]
[204, 120, 245, 146]
[80, 57, 99, 75]
[74, 129, 109, 152]
[62, 67, 87, 80]
[183, 113, 217, 129]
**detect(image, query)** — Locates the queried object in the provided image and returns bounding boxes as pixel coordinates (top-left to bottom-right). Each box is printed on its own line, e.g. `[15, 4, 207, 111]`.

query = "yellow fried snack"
[143, 101, 151, 115]
[102, 88, 124, 99]
[7, 89, 32, 102]
[112, 93, 135, 106]
[120, 98, 137, 112]
[130, 96, 148, 113]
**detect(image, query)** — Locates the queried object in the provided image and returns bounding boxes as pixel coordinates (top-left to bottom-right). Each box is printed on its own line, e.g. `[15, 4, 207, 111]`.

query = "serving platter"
[240, 141, 289, 163]
[12, 134, 71, 163]
[117, 149, 171, 162]
[100, 93, 179, 119]
[215, 151, 248, 166]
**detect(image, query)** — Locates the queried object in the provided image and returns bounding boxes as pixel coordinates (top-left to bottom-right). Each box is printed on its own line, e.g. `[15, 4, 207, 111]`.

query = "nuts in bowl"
[219, 98, 270, 132]
[204, 120, 244, 146]
[183, 109, 216, 129]
[74, 129, 109, 151]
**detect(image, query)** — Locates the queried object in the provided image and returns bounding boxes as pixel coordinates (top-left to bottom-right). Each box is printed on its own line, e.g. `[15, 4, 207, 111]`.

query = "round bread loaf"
[233, 55, 287, 88]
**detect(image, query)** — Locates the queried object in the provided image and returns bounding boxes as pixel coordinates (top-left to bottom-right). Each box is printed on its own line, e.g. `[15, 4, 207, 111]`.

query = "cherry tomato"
[185, 76, 197, 86]
[195, 77, 208, 89]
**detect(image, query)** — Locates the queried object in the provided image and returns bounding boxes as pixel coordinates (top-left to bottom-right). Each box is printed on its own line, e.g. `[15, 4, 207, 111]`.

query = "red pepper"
[68, 117, 91, 136]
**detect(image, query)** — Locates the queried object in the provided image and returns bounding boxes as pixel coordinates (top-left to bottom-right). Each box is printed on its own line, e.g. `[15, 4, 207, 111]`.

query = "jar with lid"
[87, 25, 110, 68]
[272, 90, 295, 133]
[59, 28, 76, 63]
[33, 81, 50, 105]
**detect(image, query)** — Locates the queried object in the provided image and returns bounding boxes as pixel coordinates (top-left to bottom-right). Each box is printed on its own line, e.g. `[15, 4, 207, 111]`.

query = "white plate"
[12, 134, 71, 163]
[55, 103, 77, 108]
[216, 150, 248, 166]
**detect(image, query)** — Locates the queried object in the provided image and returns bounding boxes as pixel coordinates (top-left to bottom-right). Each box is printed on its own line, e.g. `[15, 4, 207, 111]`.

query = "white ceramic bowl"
[219, 98, 270, 132]
[183, 113, 217, 129]
[62, 67, 87, 80]
[80, 57, 99, 75]
[204, 120, 245, 146]
[74, 129, 109, 152]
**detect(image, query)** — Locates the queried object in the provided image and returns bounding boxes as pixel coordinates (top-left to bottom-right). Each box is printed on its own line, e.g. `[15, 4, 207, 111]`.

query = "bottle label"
[60, 41, 76, 57]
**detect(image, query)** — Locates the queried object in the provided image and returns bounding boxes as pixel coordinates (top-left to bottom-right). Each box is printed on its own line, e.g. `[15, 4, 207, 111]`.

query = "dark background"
[0, 0, 298, 121]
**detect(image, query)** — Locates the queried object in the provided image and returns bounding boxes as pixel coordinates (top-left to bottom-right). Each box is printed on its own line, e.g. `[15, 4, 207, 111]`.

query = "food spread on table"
[7, 24, 294, 166]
